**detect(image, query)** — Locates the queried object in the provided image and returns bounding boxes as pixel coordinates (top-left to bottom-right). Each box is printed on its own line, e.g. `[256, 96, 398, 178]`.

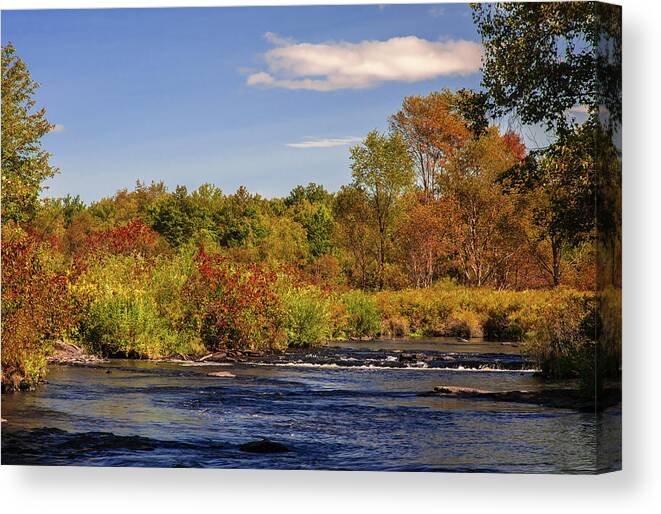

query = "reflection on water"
[1, 339, 621, 472]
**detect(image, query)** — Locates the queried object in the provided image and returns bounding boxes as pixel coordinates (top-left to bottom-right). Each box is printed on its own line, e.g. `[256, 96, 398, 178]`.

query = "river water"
[1, 338, 621, 472]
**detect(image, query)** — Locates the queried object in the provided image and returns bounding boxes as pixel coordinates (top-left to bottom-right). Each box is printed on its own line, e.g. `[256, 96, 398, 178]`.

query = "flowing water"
[1, 338, 621, 472]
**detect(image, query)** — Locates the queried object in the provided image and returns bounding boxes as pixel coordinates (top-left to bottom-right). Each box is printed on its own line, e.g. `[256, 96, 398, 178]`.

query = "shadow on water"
[1, 338, 621, 472]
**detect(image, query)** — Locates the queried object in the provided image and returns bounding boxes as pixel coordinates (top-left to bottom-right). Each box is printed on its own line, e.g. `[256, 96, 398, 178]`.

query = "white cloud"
[287, 136, 363, 149]
[247, 34, 482, 91]
[50, 123, 65, 133]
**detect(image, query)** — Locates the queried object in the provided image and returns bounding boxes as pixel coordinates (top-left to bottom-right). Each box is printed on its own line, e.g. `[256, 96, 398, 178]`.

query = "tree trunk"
[551, 238, 561, 287]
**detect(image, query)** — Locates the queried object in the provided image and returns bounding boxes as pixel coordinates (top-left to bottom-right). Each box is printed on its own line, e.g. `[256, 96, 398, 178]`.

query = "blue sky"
[2, 4, 485, 202]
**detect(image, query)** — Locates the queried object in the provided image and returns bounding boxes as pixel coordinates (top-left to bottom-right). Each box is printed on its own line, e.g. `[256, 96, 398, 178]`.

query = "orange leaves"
[398, 195, 460, 288]
[390, 89, 472, 198]
[502, 131, 527, 162]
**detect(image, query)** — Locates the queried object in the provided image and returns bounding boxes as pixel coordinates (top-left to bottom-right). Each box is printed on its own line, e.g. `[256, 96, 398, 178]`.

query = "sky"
[2, 4, 487, 202]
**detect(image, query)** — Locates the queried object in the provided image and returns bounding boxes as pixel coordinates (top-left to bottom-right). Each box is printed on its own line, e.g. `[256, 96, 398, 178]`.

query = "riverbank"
[2, 251, 617, 392]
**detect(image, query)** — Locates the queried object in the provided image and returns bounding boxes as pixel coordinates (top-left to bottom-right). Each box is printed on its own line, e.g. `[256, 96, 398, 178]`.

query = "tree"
[443, 128, 526, 287]
[284, 183, 335, 259]
[501, 122, 597, 287]
[285, 182, 331, 207]
[148, 185, 207, 247]
[1, 43, 57, 223]
[473, 1, 622, 292]
[472, 2, 621, 131]
[350, 131, 414, 289]
[390, 89, 470, 200]
[397, 194, 459, 288]
[333, 185, 377, 289]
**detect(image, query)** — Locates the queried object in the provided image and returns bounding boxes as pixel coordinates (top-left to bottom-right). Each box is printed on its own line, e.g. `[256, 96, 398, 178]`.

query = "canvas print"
[1, 2, 621, 473]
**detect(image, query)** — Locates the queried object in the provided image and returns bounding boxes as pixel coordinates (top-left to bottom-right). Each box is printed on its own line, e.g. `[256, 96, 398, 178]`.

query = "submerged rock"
[207, 371, 235, 378]
[239, 439, 290, 454]
[428, 385, 622, 412]
[399, 352, 432, 363]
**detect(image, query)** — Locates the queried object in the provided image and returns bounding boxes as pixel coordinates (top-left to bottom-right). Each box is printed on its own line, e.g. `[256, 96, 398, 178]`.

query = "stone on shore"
[48, 341, 104, 365]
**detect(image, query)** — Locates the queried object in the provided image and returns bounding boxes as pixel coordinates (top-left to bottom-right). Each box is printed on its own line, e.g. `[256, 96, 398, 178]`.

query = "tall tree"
[350, 131, 413, 289]
[333, 185, 376, 289]
[443, 128, 525, 288]
[1, 43, 57, 223]
[390, 89, 470, 199]
[397, 194, 459, 288]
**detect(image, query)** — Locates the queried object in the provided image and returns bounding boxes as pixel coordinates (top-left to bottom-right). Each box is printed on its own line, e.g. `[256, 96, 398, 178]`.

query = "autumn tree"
[390, 89, 470, 200]
[442, 128, 526, 288]
[473, 1, 622, 289]
[397, 194, 459, 288]
[1, 43, 57, 223]
[501, 122, 597, 287]
[350, 131, 413, 289]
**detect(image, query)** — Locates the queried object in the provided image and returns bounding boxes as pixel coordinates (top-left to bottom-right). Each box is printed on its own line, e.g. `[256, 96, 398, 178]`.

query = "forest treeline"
[1, 3, 622, 393]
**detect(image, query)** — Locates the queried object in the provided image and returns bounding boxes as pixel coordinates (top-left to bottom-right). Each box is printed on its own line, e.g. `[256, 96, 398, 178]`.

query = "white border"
[2, 1, 659, 513]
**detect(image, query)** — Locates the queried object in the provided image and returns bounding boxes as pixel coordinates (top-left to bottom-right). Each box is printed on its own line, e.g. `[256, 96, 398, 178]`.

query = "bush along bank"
[2, 233, 613, 393]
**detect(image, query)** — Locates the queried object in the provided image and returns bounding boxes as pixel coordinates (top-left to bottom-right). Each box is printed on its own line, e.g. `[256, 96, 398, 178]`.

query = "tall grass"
[341, 290, 381, 338]
[281, 284, 333, 346]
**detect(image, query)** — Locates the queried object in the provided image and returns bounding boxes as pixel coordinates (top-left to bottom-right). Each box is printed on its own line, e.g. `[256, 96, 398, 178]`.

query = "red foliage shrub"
[77, 218, 166, 265]
[184, 248, 285, 351]
[1, 232, 76, 390]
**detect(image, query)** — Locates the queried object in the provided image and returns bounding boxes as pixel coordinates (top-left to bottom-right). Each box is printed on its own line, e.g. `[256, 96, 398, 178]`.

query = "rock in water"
[239, 439, 290, 454]
[433, 385, 491, 395]
[207, 371, 235, 378]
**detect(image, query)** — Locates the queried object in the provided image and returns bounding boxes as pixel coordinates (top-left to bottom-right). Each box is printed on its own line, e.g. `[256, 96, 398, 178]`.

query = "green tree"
[471, 2, 621, 130]
[148, 186, 209, 247]
[306, 204, 334, 257]
[333, 185, 377, 289]
[350, 131, 413, 289]
[1, 43, 57, 223]
[285, 182, 331, 207]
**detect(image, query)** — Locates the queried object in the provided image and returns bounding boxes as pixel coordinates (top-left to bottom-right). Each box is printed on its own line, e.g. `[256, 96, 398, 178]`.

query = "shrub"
[521, 294, 595, 380]
[184, 248, 286, 352]
[483, 306, 524, 340]
[445, 308, 484, 338]
[380, 315, 410, 337]
[341, 291, 381, 338]
[1, 229, 76, 390]
[80, 292, 178, 358]
[281, 286, 332, 346]
[73, 252, 203, 358]
[79, 218, 167, 262]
